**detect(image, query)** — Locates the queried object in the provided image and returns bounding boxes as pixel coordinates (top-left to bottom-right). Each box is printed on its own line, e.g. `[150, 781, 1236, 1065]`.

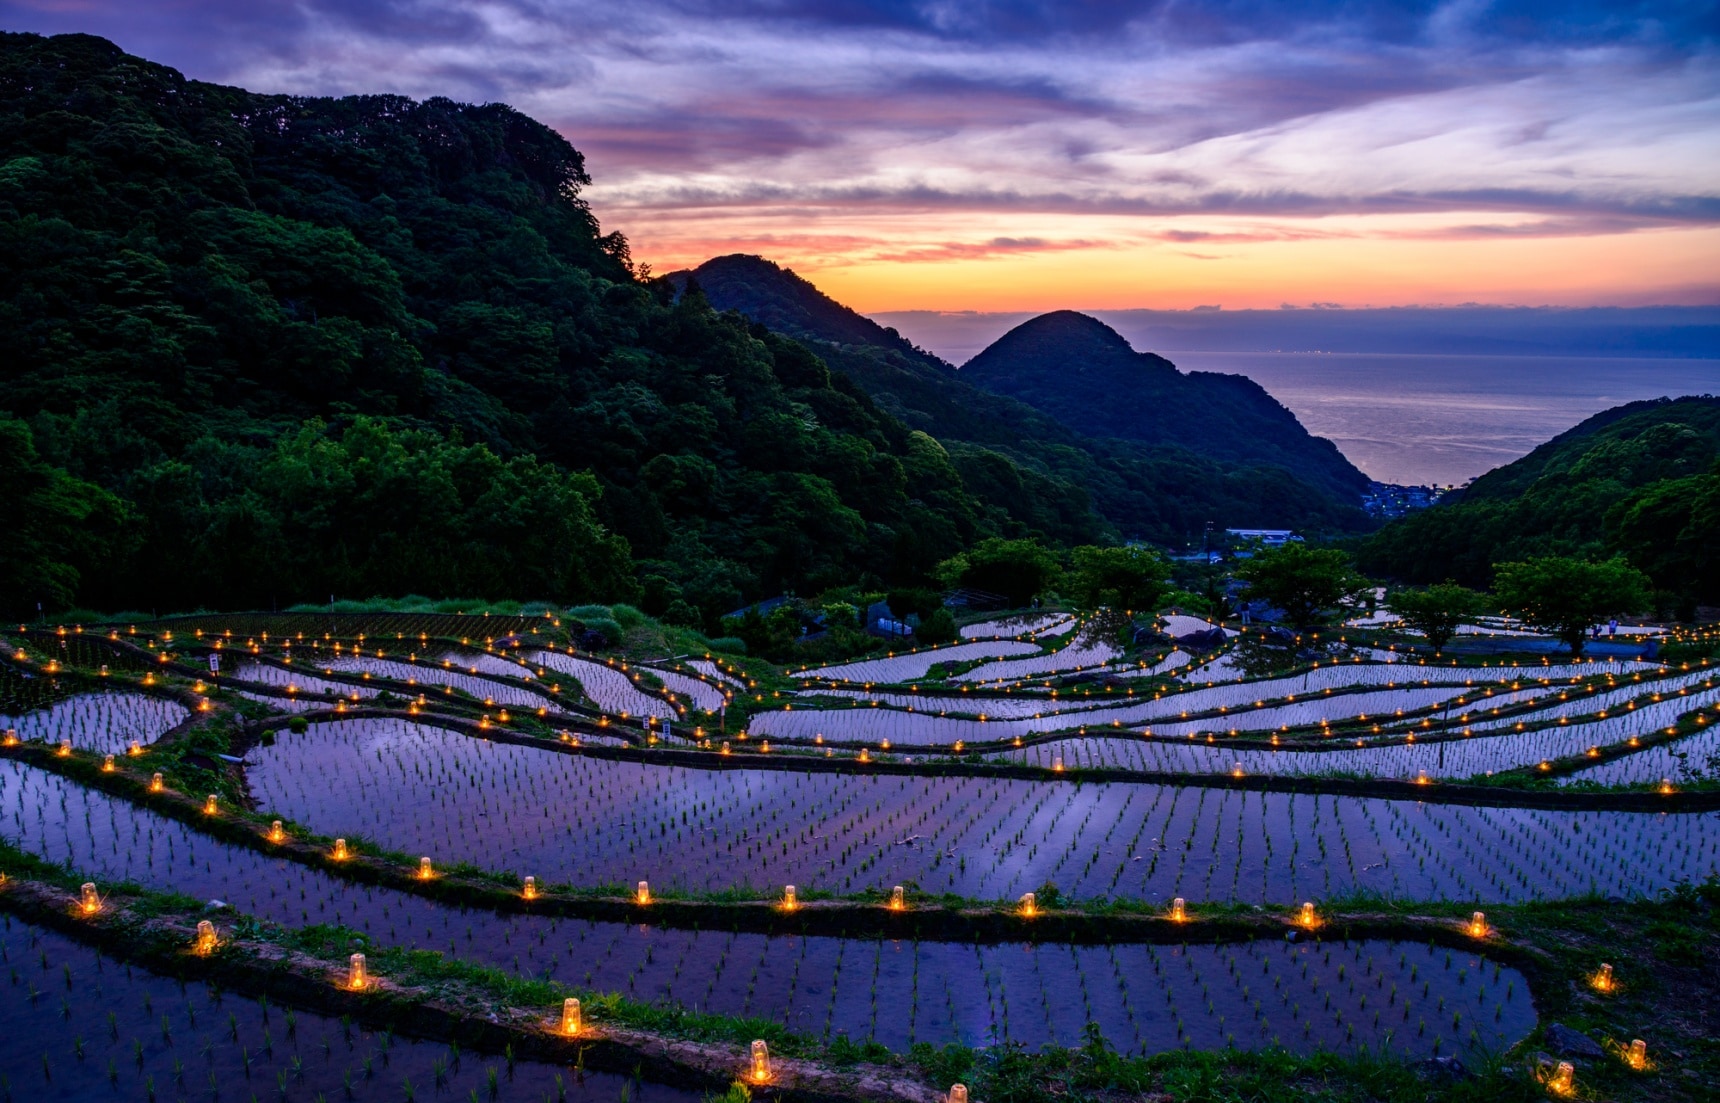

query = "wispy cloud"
[6, 0, 1715, 304]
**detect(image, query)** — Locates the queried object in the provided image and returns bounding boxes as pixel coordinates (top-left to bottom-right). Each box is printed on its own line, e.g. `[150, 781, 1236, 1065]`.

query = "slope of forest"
[676, 255, 1373, 543]
[1357, 396, 1720, 610]
[0, 32, 1033, 622]
[961, 311, 1369, 500]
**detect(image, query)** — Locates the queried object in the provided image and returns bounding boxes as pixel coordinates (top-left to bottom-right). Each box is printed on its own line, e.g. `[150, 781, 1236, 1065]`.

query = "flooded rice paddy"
[241, 720, 1720, 903]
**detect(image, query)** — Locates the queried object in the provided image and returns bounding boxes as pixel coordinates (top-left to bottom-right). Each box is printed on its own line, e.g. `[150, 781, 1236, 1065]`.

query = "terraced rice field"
[0, 919, 699, 1103]
[238, 719, 1720, 904]
[1, 692, 188, 752]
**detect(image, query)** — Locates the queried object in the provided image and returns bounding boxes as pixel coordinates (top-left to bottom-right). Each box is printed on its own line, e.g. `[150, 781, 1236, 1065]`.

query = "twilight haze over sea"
[15, 1, 1714, 482]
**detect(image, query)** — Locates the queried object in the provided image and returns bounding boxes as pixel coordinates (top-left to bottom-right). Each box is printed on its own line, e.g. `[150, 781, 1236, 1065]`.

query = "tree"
[1233, 543, 1364, 628]
[1491, 556, 1652, 656]
[1066, 545, 1171, 613]
[934, 537, 1059, 607]
[1391, 581, 1479, 654]
[0, 418, 133, 616]
[918, 607, 959, 644]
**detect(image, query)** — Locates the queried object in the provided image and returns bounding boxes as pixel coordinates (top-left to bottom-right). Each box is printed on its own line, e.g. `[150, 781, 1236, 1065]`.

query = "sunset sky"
[7, 1, 1717, 312]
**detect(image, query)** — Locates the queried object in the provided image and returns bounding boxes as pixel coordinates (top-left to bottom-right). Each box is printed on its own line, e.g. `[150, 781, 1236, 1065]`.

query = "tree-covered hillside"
[676, 255, 1373, 544]
[1357, 397, 1720, 612]
[1, 32, 1044, 622]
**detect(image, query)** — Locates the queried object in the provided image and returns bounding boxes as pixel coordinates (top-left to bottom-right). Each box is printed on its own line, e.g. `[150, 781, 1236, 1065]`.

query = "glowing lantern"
[559, 997, 581, 1036]
[149, 773, 163, 792]
[1299, 901, 1316, 928]
[1171, 897, 1187, 922]
[890, 885, 905, 911]
[333, 838, 349, 861]
[57, 740, 71, 757]
[269, 821, 285, 844]
[523, 876, 538, 900]
[79, 882, 100, 915]
[783, 885, 797, 910]
[102, 755, 115, 773]
[2, 729, 15, 747]
[1627, 1039, 1647, 1070]
[1468, 911, 1487, 937]
[1550, 1060, 1574, 1094]
[128, 741, 142, 756]
[1593, 962, 1614, 992]
[1019, 891, 1037, 917]
[418, 857, 434, 880]
[194, 920, 217, 954]
[204, 794, 218, 815]
[347, 952, 367, 990]
[636, 881, 651, 905]
[750, 1039, 771, 1083]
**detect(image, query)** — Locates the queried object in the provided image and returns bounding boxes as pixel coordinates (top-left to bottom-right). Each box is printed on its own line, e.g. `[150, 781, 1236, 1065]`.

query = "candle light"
[1550, 1060, 1574, 1094]
[2, 729, 16, 747]
[783, 885, 797, 910]
[80, 882, 100, 915]
[150, 773, 163, 792]
[750, 1039, 771, 1082]
[128, 741, 142, 756]
[203, 794, 218, 815]
[559, 997, 581, 1036]
[347, 952, 367, 990]
[636, 881, 650, 905]
[418, 857, 434, 880]
[102, 754, 115, 772]
[1468, 911, 1487, 937]
[333, 838, 349, 861]
[523, 876, 537, 900]
[195, 920, 217, 954]
[1299, 901, 1316, 927]
[1594, 962, 1614, 992]
[890, 885, 905, 911]
[1171, 897, 1187, 922]
[57, 739, 71, 757]
[1019, 891, 1037, 917]
[269, 820, 285, 843]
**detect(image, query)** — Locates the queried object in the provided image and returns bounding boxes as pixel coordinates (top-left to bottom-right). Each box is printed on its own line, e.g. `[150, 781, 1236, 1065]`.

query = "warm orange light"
[523, 876, 538, 900]
[347, 952, 367, 991]
[750, 1040, 771, 1083]
[333, 838, 349, 861]
[417, 856, 434, 880]
[1299, 901, 1317, 928]
[1627, 1038, 1648, 1070]
[636, 881, 651, 905]
[559, 997, 581, 1036]
[79, 882, 100, 915]
[101, 754, 115, 773]
[782, 884, 797, 910]
[1592, 962, 1614, 992]
[1468, 911, 1488, 937]
[1171, 897, 1187, 922]
[203, 794, 218, 815]
[889, 885, 905, 911]
[194, 919, 218, 955]
[1019, 891, 1037, 917]
[269, 820, 285, 844]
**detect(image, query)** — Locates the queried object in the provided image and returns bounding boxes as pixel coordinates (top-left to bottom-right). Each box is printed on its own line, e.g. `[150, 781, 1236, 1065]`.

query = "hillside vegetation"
[1358, 396, 1720, 612]
[678, 255, 1372, 543]
[2, 32, 1073, 622]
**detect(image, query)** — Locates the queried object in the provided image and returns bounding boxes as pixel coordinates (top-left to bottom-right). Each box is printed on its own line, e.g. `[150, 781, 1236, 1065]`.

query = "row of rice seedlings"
[240, 719, 1720, 903]
[232, 661, 382, 702]
[959, 614, 1073, 640]
[0, 759, 1538, 1059]
[0, 919, 663, 1103]
[999, 682, 1720, 780]
[1560, 722, 1720, 787]
[529, 651, 683, 719]
[799, 641, 1044, 685]
[1, 693, 189, 754]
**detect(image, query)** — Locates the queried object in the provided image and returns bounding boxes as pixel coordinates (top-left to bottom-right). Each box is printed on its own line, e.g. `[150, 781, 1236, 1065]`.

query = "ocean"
[1161, 352, 1719, 486]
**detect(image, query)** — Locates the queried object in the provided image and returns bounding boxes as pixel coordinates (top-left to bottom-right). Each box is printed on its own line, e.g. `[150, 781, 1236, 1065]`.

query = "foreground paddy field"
[3, 614, 1716, 1102]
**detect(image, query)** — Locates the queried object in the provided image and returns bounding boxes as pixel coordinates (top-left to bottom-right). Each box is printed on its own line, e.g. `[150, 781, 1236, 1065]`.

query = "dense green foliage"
[934, 537, 1062, 607]
[679, 255, 1374, 544]
[1234, 543, 1365, 628]
[1065, 544, 1172, 613]
[0, 32, 1050, 622]
[1390, 581, 1479, 653]
[1492, 555, 1652, 656]
[1359, 398, 1720, 612]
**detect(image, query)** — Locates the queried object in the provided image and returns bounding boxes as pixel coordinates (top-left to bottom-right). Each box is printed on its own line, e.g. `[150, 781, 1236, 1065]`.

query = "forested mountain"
[675, 255, 1372, 544]
[0, 32, 1010, 622]
[962, 311, 1369, 500]
[1358, 397, 1720, 611]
